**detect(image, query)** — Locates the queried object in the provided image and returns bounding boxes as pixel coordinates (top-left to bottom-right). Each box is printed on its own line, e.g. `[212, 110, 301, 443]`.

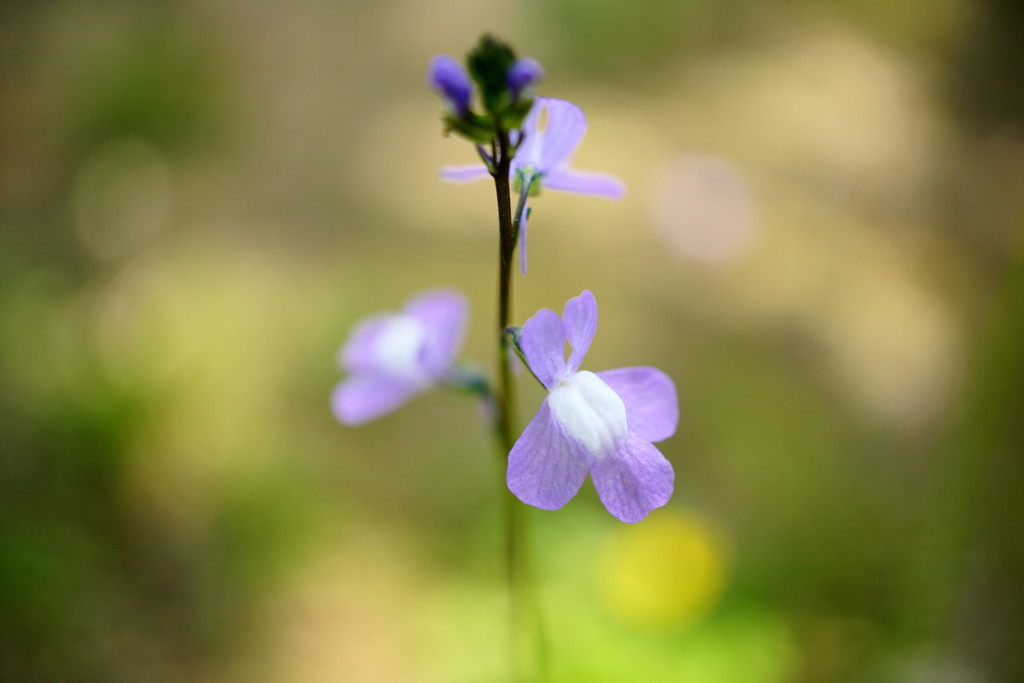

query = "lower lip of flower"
[547, 370, 628, 458]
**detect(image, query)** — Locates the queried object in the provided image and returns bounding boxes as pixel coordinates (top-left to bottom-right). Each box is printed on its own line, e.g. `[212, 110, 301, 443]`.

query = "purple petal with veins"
[519, 308, 567, 389]
[597, 367, 679, 443]
[589, 435, 674, 523]
[507, 401, 590, 510]
[562, 290, 598, 373]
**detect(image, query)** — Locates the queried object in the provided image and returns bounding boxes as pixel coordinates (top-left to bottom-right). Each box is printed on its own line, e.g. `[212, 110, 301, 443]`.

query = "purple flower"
[507, 57, 544, 98]
[508, 290, 677, 523]
[428, 55, 473, 116]
[441, 98, 625, 273]
[331, 289, 468, 425]
[441, 97, 625, 197]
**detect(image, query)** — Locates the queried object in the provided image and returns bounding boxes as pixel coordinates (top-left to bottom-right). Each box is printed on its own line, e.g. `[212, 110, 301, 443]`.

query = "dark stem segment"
[495, 132, 515, 360]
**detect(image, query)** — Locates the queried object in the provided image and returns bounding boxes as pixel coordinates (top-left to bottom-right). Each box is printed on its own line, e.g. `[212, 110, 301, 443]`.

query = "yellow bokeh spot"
[596, 510, 729, 632]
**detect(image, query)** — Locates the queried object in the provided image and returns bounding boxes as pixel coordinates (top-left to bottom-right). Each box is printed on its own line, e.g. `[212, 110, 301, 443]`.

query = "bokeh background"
[2, 0, 1022, 681]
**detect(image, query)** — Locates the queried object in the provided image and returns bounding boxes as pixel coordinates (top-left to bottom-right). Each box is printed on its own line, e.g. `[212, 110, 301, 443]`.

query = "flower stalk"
[335, 32, 646, 681]
[492, 128, 543, 683]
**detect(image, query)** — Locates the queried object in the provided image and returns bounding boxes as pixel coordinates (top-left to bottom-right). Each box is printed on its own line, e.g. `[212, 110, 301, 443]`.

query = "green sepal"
[528, 176, 542, 196]
[443, 111, 493, 144]
[513, 168, 541, 196]
[503, 326, 523, 351]
[500, 95, 534, 132]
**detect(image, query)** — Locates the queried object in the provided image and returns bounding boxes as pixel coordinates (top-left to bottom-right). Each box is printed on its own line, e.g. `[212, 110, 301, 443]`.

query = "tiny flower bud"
[428, 54, 473, 116]
[507, 57, 544, 99]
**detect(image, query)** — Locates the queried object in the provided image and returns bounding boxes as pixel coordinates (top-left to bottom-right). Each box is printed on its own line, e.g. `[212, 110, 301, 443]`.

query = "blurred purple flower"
[508, 290, 677, 523]
[507, 57, 544, 98]
[332, 289, 468, 425]
[441, 98, 624, 274]
[428, 55, 473, 116]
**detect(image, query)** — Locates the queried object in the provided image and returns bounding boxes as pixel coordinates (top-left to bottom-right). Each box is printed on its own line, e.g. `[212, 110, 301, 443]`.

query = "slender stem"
[490, 131, 535, 682]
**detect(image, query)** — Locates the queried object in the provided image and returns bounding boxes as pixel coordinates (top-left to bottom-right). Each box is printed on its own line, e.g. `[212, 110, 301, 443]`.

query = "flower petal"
[404, 289, 468, 376]
[596, 367, 678, 442]
[543, 168, 625, 199]
[535, 98, 588, 172]
[339, 313, 392, 372]
[440, 165, 490, 183]
[508, 401, 590, 510]
[563, 290, 598, 373]
[331, 374, 424, 426]
[590, 435, 674, 523]
[512, 101, 544, 169]
[519, 307, 567, 389]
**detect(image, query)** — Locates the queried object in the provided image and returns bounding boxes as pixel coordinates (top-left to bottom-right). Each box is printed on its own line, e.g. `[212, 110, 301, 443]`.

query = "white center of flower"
[547, 370, 628, 458]
[374, 314, 427, 379]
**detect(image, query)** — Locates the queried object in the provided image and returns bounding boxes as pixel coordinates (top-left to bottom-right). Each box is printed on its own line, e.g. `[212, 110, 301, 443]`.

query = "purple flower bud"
[428, 55, 473, 116]
[507, 57, 544, 98]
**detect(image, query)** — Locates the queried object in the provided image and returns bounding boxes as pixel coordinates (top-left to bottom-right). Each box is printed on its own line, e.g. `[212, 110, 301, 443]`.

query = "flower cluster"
[332, 36, 677, 523]
[428, 35, 542, 145]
